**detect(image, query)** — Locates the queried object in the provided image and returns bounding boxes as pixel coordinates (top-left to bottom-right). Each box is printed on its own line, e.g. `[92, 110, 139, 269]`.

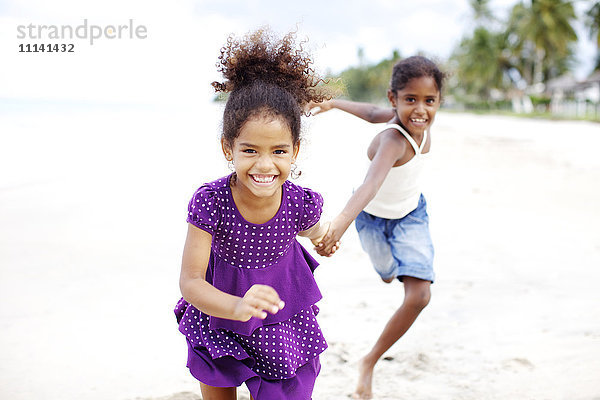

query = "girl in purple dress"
[174, 28, 335, 400]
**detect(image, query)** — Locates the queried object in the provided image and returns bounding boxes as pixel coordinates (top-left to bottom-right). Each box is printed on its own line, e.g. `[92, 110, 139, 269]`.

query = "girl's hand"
[317, 240, 340, 257]
[233, 284, 285, 322]
[305, 100, 333, 116]
[315, 217, 347, 257]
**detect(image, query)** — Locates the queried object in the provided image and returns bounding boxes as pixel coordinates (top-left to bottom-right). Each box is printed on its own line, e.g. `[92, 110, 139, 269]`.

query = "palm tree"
[451, 27, 512, 101]
[507, 0, 577, 86]
[449, 0, 513, 103]
[469, 0, 494, 24]
[585, 1, 600, 70]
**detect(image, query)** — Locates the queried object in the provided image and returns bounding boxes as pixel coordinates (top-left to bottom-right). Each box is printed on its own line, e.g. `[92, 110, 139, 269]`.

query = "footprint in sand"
[328, 341, 350, 364]
[392, 352, 437, 381]
[412, 352, 433, 371]
[502, 357, 535, 372]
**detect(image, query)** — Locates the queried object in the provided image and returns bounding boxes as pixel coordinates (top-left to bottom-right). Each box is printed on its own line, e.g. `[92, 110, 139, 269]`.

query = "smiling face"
[388, 76, 440, 136]
[222, 115, 299, 202]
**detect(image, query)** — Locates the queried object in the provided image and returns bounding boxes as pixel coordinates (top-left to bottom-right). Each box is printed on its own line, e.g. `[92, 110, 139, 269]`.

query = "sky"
[0, 0, 596, 106]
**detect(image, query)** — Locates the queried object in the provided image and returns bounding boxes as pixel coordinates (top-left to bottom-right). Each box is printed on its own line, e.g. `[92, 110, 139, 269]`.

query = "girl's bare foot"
[351, 357, 375, 399]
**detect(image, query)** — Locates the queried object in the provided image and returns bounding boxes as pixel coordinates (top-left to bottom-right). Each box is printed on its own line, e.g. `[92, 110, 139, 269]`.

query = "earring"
[227, 159, 235, 171]
[290, 163, 301, 179]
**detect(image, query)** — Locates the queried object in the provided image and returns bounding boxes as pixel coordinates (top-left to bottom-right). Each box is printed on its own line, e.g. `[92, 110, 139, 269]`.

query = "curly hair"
[390, 56, 445, 95]
[212, 28, 331, 146]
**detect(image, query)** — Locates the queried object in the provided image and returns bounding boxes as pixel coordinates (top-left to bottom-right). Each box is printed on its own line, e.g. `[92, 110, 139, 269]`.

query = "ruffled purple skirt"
[175, 298, 326, 399]
[186, 341, 320, 399]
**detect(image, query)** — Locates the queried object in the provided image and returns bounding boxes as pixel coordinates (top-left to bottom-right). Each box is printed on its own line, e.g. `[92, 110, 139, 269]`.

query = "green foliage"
[445, 0, 581, 110]
[585, 1, 600, 71]
[450, 27, 511, 100]
[585, 1, 600, 47]
[337, 50, 402, 103]
[507, 0, 577, 84]
[469, 0, 494, 23]
[529, 94, 551, 112]
[529, 95, 551, 106]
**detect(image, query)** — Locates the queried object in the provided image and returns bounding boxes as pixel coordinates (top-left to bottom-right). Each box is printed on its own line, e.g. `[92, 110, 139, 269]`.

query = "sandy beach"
[1, 104, 599, 400]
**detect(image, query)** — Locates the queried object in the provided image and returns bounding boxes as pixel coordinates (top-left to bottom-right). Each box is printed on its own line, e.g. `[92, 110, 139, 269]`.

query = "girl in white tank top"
[307, 56, 444, 400]
[363, 123, 429, 219]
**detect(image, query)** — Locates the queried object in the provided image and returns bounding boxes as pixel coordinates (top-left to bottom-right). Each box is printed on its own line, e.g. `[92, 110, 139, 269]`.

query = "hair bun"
[211, 27, 329, 107]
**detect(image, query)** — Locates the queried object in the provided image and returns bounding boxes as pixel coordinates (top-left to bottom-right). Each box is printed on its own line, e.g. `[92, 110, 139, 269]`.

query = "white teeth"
[252, 175, 275, 183]
[412, 118, 426, 123]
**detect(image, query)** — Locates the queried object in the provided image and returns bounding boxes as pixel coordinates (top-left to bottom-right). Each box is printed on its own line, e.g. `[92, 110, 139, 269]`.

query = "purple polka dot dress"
[174, 174, 327, 399]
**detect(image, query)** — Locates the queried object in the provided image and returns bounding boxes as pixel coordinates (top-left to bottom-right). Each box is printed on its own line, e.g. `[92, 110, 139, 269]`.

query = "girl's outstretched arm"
[315, 133, 407, 256]
[306, 99, 395, 124]
[180, 224, 285, 321]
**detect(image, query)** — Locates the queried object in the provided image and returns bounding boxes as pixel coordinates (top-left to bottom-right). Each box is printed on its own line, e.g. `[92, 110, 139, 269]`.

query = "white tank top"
[363, 123, 429, 219]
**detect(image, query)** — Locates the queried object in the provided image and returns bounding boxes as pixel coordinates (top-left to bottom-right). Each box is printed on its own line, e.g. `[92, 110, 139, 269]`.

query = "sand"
[1, 104, 599, 400]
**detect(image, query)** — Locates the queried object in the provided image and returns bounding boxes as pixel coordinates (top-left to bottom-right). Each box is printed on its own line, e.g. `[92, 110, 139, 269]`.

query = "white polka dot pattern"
[187, 176, 324, 269]
[175, 299, 327, 379]
[178, 175, 327, 380]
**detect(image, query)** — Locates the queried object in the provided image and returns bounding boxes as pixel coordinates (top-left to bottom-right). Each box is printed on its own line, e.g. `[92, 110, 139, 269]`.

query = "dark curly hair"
[213, 28, 331, 146]
[390, 56, 445, 96]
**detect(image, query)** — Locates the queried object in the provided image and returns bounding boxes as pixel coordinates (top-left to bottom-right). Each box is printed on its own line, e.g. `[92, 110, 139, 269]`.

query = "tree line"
[331, 0, 600, 111]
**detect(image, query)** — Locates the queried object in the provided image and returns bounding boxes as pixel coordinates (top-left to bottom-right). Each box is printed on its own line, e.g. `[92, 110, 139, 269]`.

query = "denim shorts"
[355, 194, 435, 283]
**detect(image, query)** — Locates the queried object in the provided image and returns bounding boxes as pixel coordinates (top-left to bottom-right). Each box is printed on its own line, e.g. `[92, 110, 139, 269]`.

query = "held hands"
[315, 217, 348, 257]
[305, 100, 334, 116]
[233, 284, 285, 322]
[310, 221, 340, 257]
